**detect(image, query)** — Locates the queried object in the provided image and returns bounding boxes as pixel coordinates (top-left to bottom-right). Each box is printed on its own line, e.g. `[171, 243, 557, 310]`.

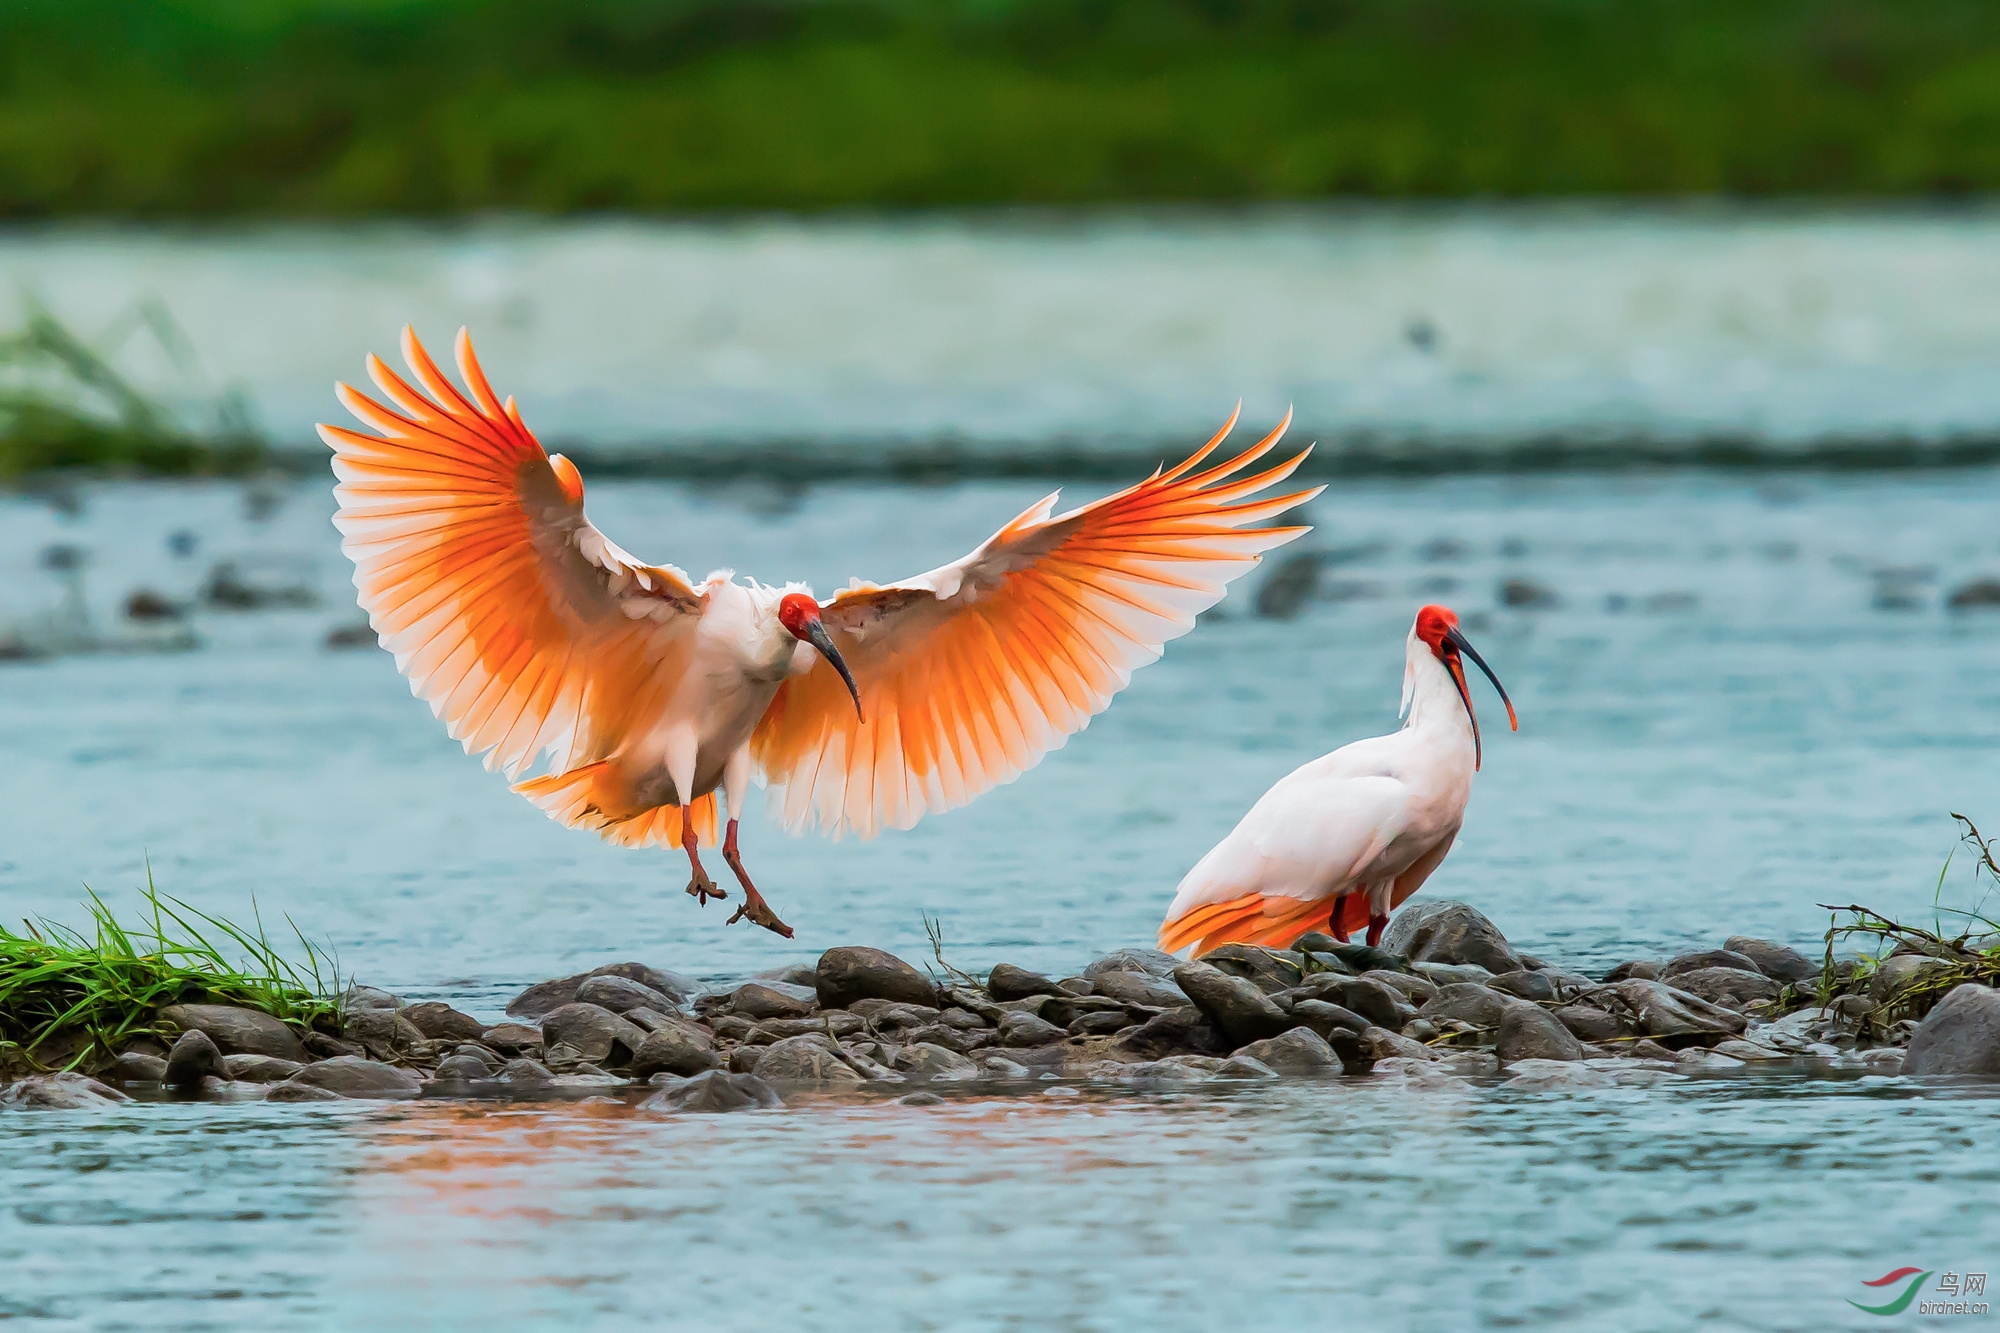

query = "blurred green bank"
[5, 0, 2000, 216]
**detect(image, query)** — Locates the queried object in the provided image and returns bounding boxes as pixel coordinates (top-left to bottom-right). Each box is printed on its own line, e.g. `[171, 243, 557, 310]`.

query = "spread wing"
[751, 408, 1322, 839]
[321, 326, 705, 782]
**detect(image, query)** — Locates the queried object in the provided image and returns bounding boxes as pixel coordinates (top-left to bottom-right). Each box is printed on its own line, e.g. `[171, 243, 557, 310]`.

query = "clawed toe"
[727, 895, 795, 938]
[685, 872, 729, 906]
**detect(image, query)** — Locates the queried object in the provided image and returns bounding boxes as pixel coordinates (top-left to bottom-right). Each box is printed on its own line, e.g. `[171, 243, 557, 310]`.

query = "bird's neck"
[1401, 644, 1477, 752]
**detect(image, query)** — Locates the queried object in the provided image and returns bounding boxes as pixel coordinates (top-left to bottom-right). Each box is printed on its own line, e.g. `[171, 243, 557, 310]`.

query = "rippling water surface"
[4, 435, 2000, 1326]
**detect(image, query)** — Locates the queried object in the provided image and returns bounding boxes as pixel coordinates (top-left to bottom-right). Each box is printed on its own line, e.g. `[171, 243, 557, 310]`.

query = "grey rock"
[266, 1080, 344, 1102]
[433, 1054, 496, 1081]
[1209, 1055, 1280, 1080]
[1409, 961, 1495, 987]
[1088, 970, 1187, 1009]
[397, 1001, 486, 1043]
[840, 1047, 906, 1082]
[0, 1073, 129, 1109]
[1660, 949, 1763, 979]
[747, 1013, 868, 1044]
[1198, 944, 1304, 994]
[1503, 1060, 1614, 1090]
[1328, 976, 1419, 1029]
[1588, 979, 1748, 1041]
[478, 1022, 544, 1054]
[1495, 1005, 1585, 1063]
[287, 1056, 423, 1097]
[1233, 1027, 1340, 1077]
[105, 1051, 168, 1083]
[1667, 966, 1784, 1010]
[853, 999, 941, 1028]
[1871, 954, 1955, 1005]
[1904, 984, 2000, 1077]
[221, 1054, 306, 1083]
[341, 984, 400, 1012]
[1172, 961, 1291, 1045]
[1069, 1010, 1136, 1037]
[1602, 960, 1660, 983]
[755, 1034, 863, 1084]
[938, 1007, 992, 1030]
[902, 1023, 990, 1055]
[1380, 900, 1522, 974]
[1860, 1048, 1907, 1075]
[816, 946, 937, 1010]
[1418, 982, 1513, 1030]
[1724, 936, 1819, 983]
[1055, 977, 1095, 995]
[1711, 1039, 1786, 1062]
[1039, 994, 1130, 1028]
[986, 963, 1062, 1001]
[1359, 1026, 1439, 1062]
[1294, 936, 1408, 975]
[722, 981, 818, 1021]
[979, 1055, 1033, 1080]
[998, 1012, 1068, 1048]
[539, 1003, 648, 1066]
[1360, 969, 1437, 1003]
[1282, 997, 1371, 1040]
[1553, 1005, 1624, 1044]
[451, 1043, 503, 1070]
[498, 1057, 555, 1084]
[302, 1031, 365, 1060]
[505, 962, 693, 1019]
[1947, 576, 2000, 610]
[165, 1028, 225, 1089]
[939, 988, 1007, 1023]
[1115, 1006, 1230, 1058]
[896, 1042, 978, 1078]
[898, 1091, 946, 1106]
[157, 1003, 308, 1062]
[342, 1007, 427, 1057]
[641, 1070, 782, 1112]
[630, 1022, 722, 1079]
[622, 1007, 680, 1034]
[1082, 948, 1181, 981]
[575, 974, 676, 1017]
[728, 1047, 764, 1075]
[1489, 970, 1557, 1003]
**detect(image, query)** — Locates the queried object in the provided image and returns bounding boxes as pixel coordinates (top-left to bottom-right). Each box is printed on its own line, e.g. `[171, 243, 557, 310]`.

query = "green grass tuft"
[0, 871, 340, 1075]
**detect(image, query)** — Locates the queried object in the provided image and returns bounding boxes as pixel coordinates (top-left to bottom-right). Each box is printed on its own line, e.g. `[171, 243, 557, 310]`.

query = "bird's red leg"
[721, 819, 794, 938]
[1328, 893, 1352, 943]
[1365, 914, 1389, 948]
[681, 806, 727, 906]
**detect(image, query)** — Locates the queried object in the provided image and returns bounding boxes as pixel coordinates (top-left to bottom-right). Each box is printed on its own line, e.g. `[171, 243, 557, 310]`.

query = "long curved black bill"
[1443, 625, 1517, 770]
[804, 619, 865, 721]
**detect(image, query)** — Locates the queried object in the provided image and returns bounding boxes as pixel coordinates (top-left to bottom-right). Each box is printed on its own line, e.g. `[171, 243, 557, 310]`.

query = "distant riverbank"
[9, 0, 2000, 217]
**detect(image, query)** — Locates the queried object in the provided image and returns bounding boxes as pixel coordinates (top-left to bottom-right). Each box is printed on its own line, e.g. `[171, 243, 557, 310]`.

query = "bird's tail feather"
[513, 763, 721, 850]
[1159, 887, 1420, 956]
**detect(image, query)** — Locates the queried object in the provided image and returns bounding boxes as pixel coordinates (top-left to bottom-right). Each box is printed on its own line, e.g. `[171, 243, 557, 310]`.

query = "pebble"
[1382, 900, 1524, 975]
[221, 1054, 306, 1083]
[1171, 961, 1291, 1045]
[641, 1070, 782, 1113]
[1082, 948, 1182, 982]
[478, 1023, 545, 1054]
[719, 982, 818, 1021]
[539, 1003, 648, 1066]
[997, 1012, 1067, 1048]
[164, 1029, 225, 1090]
[106, 1051, 168, 1083]
[285, 1056, 424, 1098]
[815, 946, 938, 1010]
[157, 1003, 308, 1063]
[986, 963, 1062, 1001]
[1722, 936, 1819, 983]
[630, 1022, 722, 1079]
[399, 1001, 487, 1043]
[1231, 1027, 1340, 1077]
[756, 1035, 863, 1084]
[1495, 1004, 1585, 1063]
[433, 1054, 496, 1081]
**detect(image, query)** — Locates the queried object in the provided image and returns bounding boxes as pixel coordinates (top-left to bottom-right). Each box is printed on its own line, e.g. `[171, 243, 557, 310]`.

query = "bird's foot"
[726, 885, 794, 938]
[685, 869, 729, 906]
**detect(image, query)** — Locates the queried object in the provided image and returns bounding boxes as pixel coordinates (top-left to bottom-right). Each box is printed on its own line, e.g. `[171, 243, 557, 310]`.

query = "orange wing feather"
[323, 326, 708, 844]
[751, 409, 1323, 840]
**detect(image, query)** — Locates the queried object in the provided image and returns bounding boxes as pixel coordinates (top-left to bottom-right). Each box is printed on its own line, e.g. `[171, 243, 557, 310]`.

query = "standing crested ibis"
[1158, 604, 1517, 956]
[323, 328, 1321, 938]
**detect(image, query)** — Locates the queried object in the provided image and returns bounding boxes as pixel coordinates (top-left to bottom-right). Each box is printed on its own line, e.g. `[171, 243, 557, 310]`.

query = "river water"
[2, 212, 1999, 1330]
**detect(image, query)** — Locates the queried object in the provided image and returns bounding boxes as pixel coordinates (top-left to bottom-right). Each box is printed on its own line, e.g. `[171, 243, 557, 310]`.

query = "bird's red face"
[1413, 603, 1518, 769]
[778, 593, 864, 720]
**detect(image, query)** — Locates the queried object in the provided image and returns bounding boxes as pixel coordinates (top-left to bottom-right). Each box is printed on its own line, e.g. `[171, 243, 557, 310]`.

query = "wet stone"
[998, 1012, 1067, 1048]
[1723, 936, 1819, 983]
[1233, 1027, 1340, 1077]
[1666, 966, 1783, 1010]
[903, 1023, 990, 1055]
[1039, 995, 1129, 1028]
[539, 1003, 648, 1066]
[979, 1055, 1033, 1080]
[1381, 900, 1523, 975]
[221, 1054, 305, 1083]
[748, 1013, 868, 1044]
[641, 1070, 782, 1112]
[1082, 948, 1181, 982]
[433, 1054, 495, 1081]
[1360, 1026, 1438, 1062]
[342, 1008, 427, 1058]
[897, 1042, 977, 1079]
[729, 1048, 764, 1075]
[1296, 936, 1408, 975]
[1495, 1005, 1585, 1063]
[1360, 969, 1438, 1003]
[165, 1029, 225, 1090]
[630, 1023, 722, 1079]
[744, 1034, 862, 1084]
[1659, 949, 1762, 979]
[1285, 999, 1370, 1040]
[1172, 961, 1291, 1045]
[1489, 970, 1558, 1004]
[266, 1080, 344, 1103]
[721, 982, 818, 1021]
[1087, 970, 1187, 1010]
[1418, 983, 1512, 1030]
[1327, 976, 1419, 1029]
[1209, 1055, 1280, 1081]
[575, 974, 677, 1016]
[1602, 960, 1661, 983]
[1409, 962, 1494, 987]
[157, 1003, 308, 1063]
[1068, 1010, 1136, 1037]
[1589, 979, 1749, 1041]
[479, 1022, 544, 1055]
[399, 1001, 487, 1043]
[498, 1057, 555, 1084]
[898, 1091, 946, 1106]
[1116, 1006, 1229, 1059]
[506, 962, 693, 1019]
[287, 1056, 424, 1098]
[1554, 1005, 1625, 1044]
[815, 946, 937, 1010]
[341, 984, 400, 1012]
[1197, 944, 1305, 995]
[1, 1073, 130, 1109]
[106, 1051, 168, 1083]
[1904, 983, 2000, 1077]
[1055, 978, 1095, 995]
[986, 963, 1062, 1002]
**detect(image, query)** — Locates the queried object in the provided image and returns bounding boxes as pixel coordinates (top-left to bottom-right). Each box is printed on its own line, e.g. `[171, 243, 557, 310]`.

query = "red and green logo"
[1849, 1268, 1933, 1316]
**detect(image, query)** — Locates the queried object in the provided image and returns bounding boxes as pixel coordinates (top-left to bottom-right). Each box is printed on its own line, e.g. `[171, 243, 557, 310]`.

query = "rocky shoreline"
[6, 899, 1999, 1111]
